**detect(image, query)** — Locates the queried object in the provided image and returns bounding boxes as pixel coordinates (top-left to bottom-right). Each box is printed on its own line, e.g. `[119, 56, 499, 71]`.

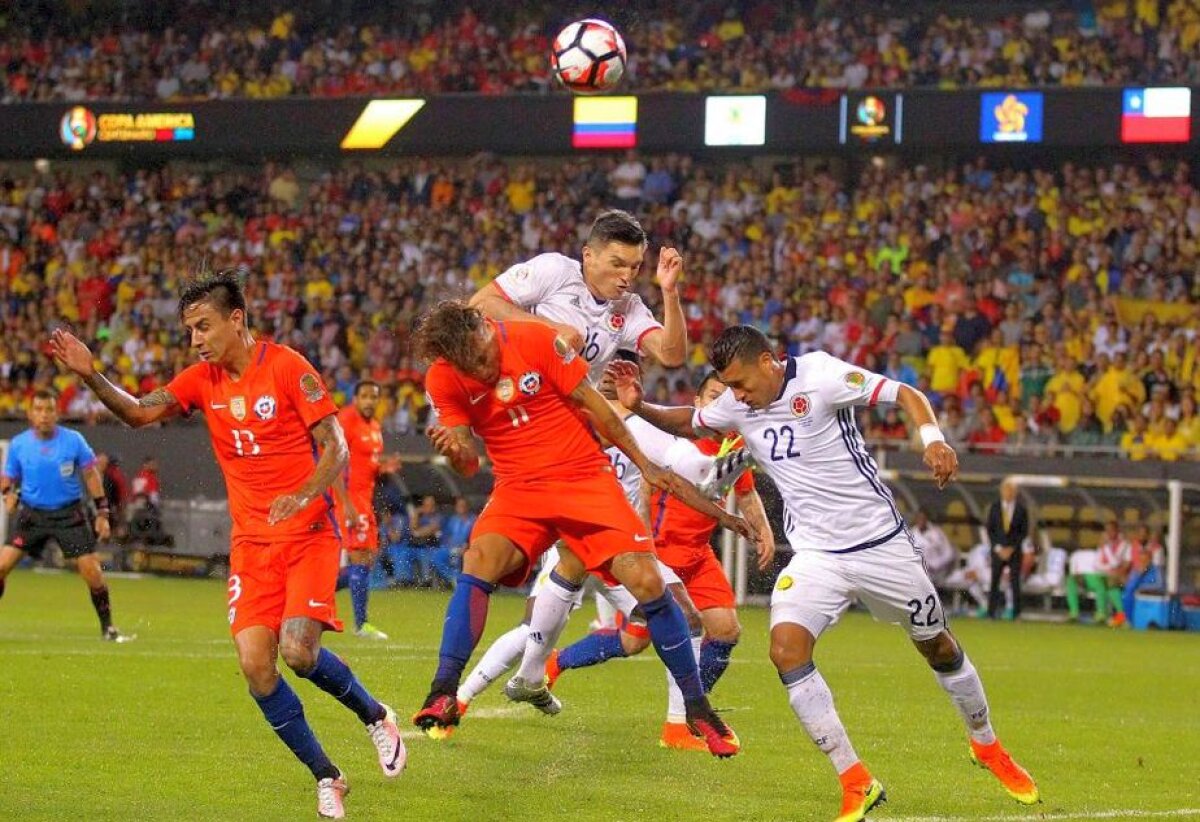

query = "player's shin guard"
[699, 637, 736, 693]
[781, 662, 860, 774]
[302, 648, 386, 725]
[931, 650, 996, 744]
[431, 573, 496, 692]
[458, 623, 529, 705]
[515, 571, 580, 683]
[642, 591, 704, 701]
[347, 565, 370, 630]
[89, 585, 113, 632]
[254, 678, 339, 780]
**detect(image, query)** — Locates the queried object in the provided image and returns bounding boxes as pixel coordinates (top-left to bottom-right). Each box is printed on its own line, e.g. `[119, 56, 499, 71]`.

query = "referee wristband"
[919, 424, 946, 449]
[93, 496, 111, 516]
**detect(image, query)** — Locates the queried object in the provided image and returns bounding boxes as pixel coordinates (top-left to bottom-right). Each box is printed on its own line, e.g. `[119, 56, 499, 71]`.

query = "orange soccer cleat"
[970, 738, 1040, 805]
[834, 762, 886, 822]
[658, 720, 709, 752]
[685, 704, 741, 758]
[545, 648, 562, 690]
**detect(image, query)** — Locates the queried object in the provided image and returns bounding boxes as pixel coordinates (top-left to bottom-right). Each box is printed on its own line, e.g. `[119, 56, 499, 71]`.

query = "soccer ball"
[551, 19, 627, 94]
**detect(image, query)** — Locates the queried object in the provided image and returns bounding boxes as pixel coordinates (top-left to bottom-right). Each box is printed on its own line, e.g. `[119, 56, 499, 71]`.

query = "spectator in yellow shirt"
[927, 331, 971, 394]
[1121, 415, 1151, 460]
[1149, 418, 1190, 461]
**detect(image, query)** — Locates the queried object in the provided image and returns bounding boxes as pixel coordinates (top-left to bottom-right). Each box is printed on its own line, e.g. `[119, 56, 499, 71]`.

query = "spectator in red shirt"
[131, 456, 161, 508]
[969, 407, 1009, 454]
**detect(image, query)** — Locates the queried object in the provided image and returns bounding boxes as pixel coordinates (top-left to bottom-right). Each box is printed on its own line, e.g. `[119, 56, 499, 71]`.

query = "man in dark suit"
[986, 479, 1029, 619]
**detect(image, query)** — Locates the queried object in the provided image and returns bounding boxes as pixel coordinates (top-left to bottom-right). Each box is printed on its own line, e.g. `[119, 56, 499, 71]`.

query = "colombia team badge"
[790, 393, 810, 418]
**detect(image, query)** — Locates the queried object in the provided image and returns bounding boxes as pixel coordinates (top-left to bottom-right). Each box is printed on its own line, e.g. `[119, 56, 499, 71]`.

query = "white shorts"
[770, 532, 946, 641]
[1069, 549, 1098, 575]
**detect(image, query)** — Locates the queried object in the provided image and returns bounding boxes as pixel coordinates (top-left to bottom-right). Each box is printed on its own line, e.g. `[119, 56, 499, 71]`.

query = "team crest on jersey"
[790, 393, 811, 418]
[496, 377, 516, 403]
[519, 371, 542, 396]
[299, 373, 325, 403]
[254, 395, 277, 421]
[553, 335, 577, 364]
[230, 396, 247, 421]
[606, 313, 626, 333]
[844, 371, 867, 391]
[776, 575, 794, 591]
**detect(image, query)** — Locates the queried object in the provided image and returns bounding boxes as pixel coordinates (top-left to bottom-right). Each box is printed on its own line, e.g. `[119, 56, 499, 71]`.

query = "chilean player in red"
[409, 301, 755, 757]
[49, 271, 404, 819]
[332, 381, 393, 640]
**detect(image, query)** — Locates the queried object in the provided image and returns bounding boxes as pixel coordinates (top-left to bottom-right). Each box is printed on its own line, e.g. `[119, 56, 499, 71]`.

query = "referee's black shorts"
[7, 503, 97, 559]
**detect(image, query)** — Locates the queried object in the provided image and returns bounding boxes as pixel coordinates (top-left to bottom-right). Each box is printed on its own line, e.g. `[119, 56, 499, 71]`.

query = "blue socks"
[253, 678, 338, 780]
[558, 629, 626, 670]
[300, 648, 385, 725]
[433, 573, 496, 689]
[699, 638, 737, 693]
[642, 591, 703, 701]
[348, 564, 370, 629]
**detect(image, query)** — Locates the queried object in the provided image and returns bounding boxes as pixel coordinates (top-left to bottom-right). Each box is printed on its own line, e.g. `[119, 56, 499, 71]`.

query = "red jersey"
[424, 320, 607, 485]
[166, 341, 338, 539]
[653, 436, 754, 553]
[338, 405, 383, 503]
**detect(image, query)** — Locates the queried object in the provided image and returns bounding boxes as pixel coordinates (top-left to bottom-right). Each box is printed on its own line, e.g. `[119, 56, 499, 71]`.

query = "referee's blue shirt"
[3, 427, 96, 510]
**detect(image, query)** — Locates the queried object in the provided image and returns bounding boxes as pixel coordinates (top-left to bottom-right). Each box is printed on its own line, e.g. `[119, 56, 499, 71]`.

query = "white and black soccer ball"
[550, 18, 627, 94]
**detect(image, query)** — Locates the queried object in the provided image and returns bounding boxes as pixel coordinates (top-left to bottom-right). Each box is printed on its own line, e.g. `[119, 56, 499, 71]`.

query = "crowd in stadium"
[1, 149, 1198, 460]
[2, 0, 1199, 101]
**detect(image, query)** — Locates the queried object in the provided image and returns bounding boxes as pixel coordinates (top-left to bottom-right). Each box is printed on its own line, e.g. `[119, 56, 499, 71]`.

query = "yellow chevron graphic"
[340, 99, 426, 150]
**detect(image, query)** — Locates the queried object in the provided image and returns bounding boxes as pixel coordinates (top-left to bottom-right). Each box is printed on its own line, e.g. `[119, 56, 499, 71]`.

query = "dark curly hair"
[413, 300, 486, 367]
[178, 264, 248, 321]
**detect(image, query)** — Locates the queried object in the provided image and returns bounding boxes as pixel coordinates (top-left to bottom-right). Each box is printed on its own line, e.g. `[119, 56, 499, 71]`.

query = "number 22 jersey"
[166, 341, 339, 540]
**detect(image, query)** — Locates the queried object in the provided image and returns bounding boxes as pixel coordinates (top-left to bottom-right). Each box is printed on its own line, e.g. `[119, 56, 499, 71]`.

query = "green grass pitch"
[2, 570, 1198, 821]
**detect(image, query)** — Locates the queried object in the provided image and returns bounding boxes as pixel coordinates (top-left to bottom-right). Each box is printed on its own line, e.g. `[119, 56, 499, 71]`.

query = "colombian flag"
[1121, 87, 1191, 143]
[573, 96, 638, 149]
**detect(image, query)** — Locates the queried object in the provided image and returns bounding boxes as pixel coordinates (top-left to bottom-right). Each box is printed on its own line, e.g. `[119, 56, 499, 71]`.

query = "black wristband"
[93, 496, 111, 515]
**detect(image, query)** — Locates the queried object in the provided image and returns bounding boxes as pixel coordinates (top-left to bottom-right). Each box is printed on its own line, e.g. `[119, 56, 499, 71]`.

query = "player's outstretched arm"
[638, 247, 687, 368]
[268, 415, 349, 526]
[570, 379, 759, 543]
[49, 329, 183, 428]
[428, 424, 481, 478]
[606, 360, 703, 440]
[895, 384, 959, 489]
[468, 282, 583, 352]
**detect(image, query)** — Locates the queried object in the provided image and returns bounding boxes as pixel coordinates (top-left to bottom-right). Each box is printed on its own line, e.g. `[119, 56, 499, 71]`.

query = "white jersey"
[693, 351, 902, 554]
[493, 252, 662, 384]
[604, 414, 704, 508]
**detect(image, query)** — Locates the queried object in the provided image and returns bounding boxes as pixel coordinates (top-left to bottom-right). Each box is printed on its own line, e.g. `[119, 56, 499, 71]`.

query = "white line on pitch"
[887, 808, 1200, 821]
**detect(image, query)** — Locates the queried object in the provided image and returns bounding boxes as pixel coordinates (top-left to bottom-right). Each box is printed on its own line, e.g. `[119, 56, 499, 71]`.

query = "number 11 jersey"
[166, 341, 339, 539]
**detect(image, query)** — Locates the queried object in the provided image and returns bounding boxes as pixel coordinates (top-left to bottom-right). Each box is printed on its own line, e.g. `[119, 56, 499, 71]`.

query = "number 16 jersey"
[166, 341, 339, 540]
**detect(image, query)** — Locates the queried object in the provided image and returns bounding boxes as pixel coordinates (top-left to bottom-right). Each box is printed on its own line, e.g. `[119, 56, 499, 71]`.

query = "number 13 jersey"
[166, 341, 339, 539]
[693, 352, 902, 555]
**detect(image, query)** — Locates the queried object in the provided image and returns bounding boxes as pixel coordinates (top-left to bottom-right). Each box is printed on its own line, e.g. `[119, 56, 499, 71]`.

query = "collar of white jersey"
[772, 357, 798, 403]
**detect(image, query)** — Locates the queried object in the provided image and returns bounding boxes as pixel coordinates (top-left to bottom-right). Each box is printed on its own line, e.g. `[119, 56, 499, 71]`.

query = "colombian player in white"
[443, 211, 688, 730]
[612, 326, 1039, 822]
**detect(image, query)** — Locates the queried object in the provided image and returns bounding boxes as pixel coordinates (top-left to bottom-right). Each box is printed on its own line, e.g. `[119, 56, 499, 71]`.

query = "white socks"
[781, 662, 860, 773]
[665, 632, 704, 722]
[457, 623, 529, 705]
[514, 573, 580, 683]
[933, 653, 996, 744]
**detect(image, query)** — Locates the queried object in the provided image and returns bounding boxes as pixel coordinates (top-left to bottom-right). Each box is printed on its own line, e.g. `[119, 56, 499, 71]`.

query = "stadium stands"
[2, 0, 1199, 101]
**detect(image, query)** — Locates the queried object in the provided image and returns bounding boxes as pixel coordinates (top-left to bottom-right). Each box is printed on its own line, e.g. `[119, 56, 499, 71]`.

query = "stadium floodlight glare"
[340, 99, 427, 150]
[704, 95, 766, 146]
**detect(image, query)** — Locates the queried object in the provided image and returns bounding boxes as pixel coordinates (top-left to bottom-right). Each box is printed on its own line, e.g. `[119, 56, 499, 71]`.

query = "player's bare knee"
[915, 630, 960, 668]
[280, 639, 319, 675]
[702, 609, 741, 643]
[769, 624, 814, 673]
[237, 650, 279, 695]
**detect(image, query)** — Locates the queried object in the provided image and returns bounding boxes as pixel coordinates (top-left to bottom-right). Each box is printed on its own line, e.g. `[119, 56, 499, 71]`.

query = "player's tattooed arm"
[468, 282, 584, 352]
[428, 424, 481, 477]
[268, 414, 348, 526]
[49, 328, 182, 427]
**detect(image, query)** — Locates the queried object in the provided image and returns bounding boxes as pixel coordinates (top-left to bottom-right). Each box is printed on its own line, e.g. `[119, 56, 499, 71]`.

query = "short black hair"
[710, 326, 772, 371]
[354, 380, 381, 396]
[32, 387, 58, 403]
[614, 349, 639, 363]
[178, 266, 248, 320]
[696, 370, 723, 394]
[586, 209, 646, 248]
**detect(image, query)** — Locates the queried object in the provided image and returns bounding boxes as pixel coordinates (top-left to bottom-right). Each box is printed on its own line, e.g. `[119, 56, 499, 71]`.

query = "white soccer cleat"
[354, 622, 389, 641]
[103, 626, 136, 643]
[696, 445, 755, 498]
[317, 772, 348, 819]
[504, 675, 562, 715]
[366, 704, 406, 777]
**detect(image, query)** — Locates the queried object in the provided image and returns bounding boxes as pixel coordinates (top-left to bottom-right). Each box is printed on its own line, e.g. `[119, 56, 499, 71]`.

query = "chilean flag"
[1121, 87, 1191, 143]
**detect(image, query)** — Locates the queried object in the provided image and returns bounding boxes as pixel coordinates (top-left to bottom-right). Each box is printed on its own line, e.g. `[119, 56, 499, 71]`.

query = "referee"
[1, 389, 132, 641]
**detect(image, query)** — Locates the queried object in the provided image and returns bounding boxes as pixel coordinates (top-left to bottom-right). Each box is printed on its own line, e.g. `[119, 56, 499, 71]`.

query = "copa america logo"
[60, 106, 98, 151]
